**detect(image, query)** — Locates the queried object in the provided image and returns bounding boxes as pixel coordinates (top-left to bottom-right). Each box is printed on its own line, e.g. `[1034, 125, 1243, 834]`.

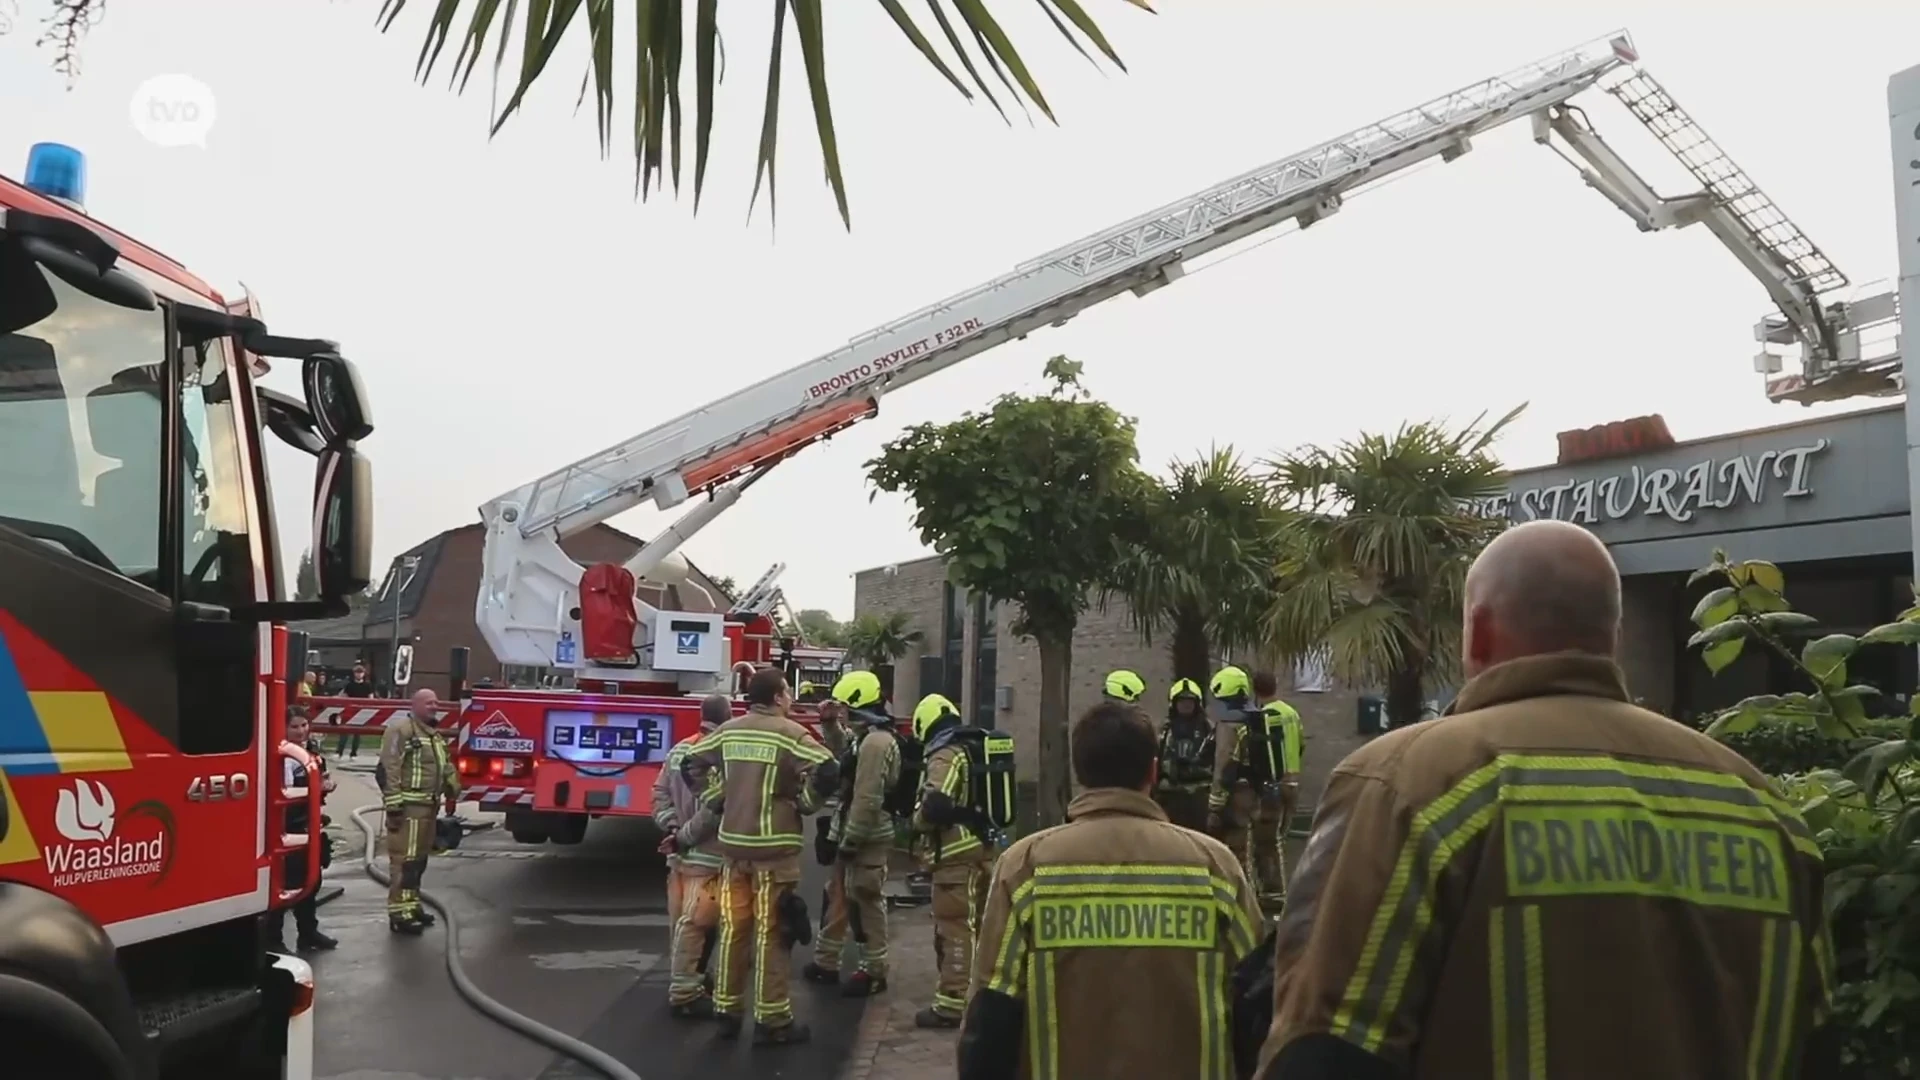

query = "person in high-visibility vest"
[1154, 678, 1215, 831]
[377, 688, 459, 934]
[1207, 667, 1289, 908]
[803, 671, 898, 997]
[1254, 520, 1835, 1079]
[957, 700, 1262, 1079]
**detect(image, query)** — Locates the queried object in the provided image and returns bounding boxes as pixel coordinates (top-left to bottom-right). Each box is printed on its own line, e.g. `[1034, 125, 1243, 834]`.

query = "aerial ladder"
[476, 29, 1899, 686]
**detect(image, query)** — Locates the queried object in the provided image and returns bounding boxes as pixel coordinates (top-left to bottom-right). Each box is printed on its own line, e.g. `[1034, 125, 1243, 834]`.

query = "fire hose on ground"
[343, 797, 644, 1080]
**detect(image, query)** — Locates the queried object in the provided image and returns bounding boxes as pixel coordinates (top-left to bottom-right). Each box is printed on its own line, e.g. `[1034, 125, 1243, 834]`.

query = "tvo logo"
[129, 74, 218, 149]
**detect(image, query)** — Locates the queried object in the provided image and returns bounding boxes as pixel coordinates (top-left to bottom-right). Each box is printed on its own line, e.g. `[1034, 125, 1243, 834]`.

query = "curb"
[836, 990, 895, 1080]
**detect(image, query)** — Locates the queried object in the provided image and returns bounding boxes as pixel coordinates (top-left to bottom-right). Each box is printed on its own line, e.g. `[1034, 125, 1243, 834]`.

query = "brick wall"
[850, 555, 950, 711]
[408, 524, 713, 682]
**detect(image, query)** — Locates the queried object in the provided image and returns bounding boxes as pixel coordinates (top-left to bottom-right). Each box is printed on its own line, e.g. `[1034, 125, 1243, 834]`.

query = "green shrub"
[1688, 551, 1920, 1075]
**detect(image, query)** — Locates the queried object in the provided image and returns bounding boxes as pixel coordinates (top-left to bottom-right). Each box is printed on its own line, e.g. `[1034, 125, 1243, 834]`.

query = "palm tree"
[1262, 406, 1524, 729]
[843, 611, 924, 670]
[376, 0, 1153, 226]
[1110, 447, 1278, 686]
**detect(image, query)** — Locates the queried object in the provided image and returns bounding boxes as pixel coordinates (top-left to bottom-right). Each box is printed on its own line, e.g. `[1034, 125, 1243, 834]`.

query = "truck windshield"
[0, 264, 167, 584]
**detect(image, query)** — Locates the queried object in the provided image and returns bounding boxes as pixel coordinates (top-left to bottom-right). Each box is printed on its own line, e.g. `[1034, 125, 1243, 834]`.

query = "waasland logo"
[48, 779, 176, 888]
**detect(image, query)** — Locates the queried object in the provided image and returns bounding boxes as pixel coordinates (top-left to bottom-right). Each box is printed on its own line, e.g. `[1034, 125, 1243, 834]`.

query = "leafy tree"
[868, 355, 1144, 826]
[1689, 551, 1920, 1072]
[708, 574, 740, 601]
[843, 611, 924, 669]
[1109, 447, 1278, 686]
[294, 548, 320, 602]
[791, 608, 848, 648]
[1262, 406, 1521, 728]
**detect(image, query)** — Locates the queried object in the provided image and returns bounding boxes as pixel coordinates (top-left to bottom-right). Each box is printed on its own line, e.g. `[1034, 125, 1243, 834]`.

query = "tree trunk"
[1170, 612, 1211, 688]
[1036, 632, 1074, 828]
[1385, 660, 1425, 729]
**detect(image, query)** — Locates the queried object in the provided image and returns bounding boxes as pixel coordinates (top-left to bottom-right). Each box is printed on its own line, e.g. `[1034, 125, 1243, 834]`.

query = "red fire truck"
[0, 143, 375, 1079]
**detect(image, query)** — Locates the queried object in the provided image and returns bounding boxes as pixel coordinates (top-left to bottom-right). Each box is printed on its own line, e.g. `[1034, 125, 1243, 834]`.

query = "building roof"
[361, 521, 734, 627]
[289, 610, 369, 646]
[1503, 402, 1901, 477]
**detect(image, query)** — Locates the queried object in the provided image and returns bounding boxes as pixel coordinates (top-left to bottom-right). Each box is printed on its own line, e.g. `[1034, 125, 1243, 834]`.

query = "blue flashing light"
[24, 142, 87, 210]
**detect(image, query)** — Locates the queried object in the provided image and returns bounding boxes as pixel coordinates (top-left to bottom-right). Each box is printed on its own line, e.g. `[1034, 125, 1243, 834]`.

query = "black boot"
[715, 1012, 744, 1040]
[842, 972, 887, 997]
[296, 929, 338, 952]
[669, 998, 712, 1020]
[801, 962, 840, 985]
[914, 1007, 961, 1029]
[753, 1021, 812, 1046]
[389, 915, 427, 936]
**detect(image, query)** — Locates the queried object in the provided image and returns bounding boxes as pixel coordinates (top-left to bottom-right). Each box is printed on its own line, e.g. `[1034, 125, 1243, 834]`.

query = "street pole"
[1892, 67, 1920, 623]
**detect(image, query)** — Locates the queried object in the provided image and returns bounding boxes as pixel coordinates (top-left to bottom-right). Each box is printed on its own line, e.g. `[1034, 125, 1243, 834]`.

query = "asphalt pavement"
[310, 768, 865, 1080]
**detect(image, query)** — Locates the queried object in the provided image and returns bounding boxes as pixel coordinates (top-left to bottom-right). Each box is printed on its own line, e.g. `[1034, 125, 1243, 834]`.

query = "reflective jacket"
[686, 704, 833, 865]
[914, 739, 990, 865]
[1208, 708, 1272, 813]
[378, 714, 456, 812]
[653, 725, 724, 872]
[1159, 713, 1216, 791]
[1258, 653, 1833, 1079]
[835, 726, 901, 862]
[957, 788, 1263, 1080]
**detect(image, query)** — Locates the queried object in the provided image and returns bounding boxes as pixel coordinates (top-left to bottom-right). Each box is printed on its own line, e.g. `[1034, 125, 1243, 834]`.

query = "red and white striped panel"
[463, 785, 536, 808]
[305, 700, 454, 735]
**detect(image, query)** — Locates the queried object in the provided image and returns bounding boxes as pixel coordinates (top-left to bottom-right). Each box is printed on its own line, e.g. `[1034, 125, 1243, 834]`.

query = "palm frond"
[375, 0, 1155, 228]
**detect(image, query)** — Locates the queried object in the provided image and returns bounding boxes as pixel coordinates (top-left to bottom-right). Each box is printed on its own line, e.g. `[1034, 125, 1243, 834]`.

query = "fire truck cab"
[0, 143, 375, 1079]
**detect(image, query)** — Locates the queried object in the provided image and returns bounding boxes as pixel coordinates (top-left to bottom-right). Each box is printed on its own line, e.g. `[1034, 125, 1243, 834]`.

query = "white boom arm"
[477, 29, 1876, 673]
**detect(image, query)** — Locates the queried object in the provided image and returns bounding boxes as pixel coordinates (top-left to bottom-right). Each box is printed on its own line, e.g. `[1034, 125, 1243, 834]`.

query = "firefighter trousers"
[385, 806, 435, 919]
[714, 863, 802, 1028]
[1219, 788, 1286, 904]
[666, 865, 721, 1005]
[814, 855, 889, 978]
[928, 859, 991, 1018]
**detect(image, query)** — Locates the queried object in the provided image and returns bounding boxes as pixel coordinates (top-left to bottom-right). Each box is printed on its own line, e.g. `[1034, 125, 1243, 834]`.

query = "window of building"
[972, 594, 997, 728]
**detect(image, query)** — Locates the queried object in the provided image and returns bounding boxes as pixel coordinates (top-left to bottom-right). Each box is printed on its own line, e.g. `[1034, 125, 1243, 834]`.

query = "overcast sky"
[5, 2, 1917, 618]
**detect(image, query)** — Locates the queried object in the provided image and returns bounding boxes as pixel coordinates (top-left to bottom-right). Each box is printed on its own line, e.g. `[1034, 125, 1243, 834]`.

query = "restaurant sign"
[1478, 439, 1830, 525]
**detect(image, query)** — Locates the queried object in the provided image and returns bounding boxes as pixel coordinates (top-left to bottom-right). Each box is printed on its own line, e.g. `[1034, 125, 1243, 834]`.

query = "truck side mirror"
[303, 353, 373, 447]
[315, 446, 373, 598]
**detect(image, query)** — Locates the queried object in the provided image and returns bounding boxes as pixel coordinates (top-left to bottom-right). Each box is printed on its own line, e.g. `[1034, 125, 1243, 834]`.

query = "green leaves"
[1860, 621, 1920, 647]
[375, 0, 1151, 227]
[1802, 633, 1857, 689]
[1691, 586, 1738, 629]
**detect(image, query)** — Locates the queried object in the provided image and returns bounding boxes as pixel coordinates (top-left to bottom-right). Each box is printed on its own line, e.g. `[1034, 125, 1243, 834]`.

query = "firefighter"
[652, 693, 731, 1018]
[957, 700, 1262, 1079]
[810, 672, 898, 991]
[377, 688, 459, 934]
[1263, 697, 1305, 872]
[1155, 677, 1215, 831]
[910, 692, 996, 1030]
[1206, 666, 1289, 910]
[1103, 668, 1147, 705]
[685, 667, 839, 1046]
[803, 670, 899, 995]
[1255, 521, 1835, 1079]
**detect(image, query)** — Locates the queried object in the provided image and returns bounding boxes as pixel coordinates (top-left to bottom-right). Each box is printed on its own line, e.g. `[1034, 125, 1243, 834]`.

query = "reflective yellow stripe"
[1747, 917, 1802, 1080]
[1028, 949, 1060, 1080]
[1487, 904, 1545, 1080]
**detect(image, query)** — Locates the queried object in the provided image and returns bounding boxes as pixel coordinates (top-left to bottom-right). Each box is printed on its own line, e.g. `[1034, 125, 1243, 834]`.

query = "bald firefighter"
[1207, 667, 1289, 909]
[1103, 668, 1146, 705]
[803, 671, 899, 996]
[685, 668, 839, 1046]
[909, 692, 998, 1029]
[652, 693, 731, 1017]
[957, 701, 1263, 1079]
[1255, 521, 1835, 1080]
[377, 688, 459, 934]
[1156, 678, 1216, 831]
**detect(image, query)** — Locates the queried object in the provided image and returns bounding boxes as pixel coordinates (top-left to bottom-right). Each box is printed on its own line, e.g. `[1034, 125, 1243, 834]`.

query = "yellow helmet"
[798, 681, 817, 697]
[1209, 665, 1251, 701]
[912, 693, 961, 741]
[1168, 678, 1203, 702]
[831, 670, 884, 710]
[1103, 669, 1146, 703]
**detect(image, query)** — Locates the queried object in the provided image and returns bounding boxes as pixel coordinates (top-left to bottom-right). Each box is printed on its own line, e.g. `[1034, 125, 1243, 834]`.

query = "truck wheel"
[509, 826, 550, 844]
[548, 815, 589, 846]
[0, 1020, 119, 1080]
